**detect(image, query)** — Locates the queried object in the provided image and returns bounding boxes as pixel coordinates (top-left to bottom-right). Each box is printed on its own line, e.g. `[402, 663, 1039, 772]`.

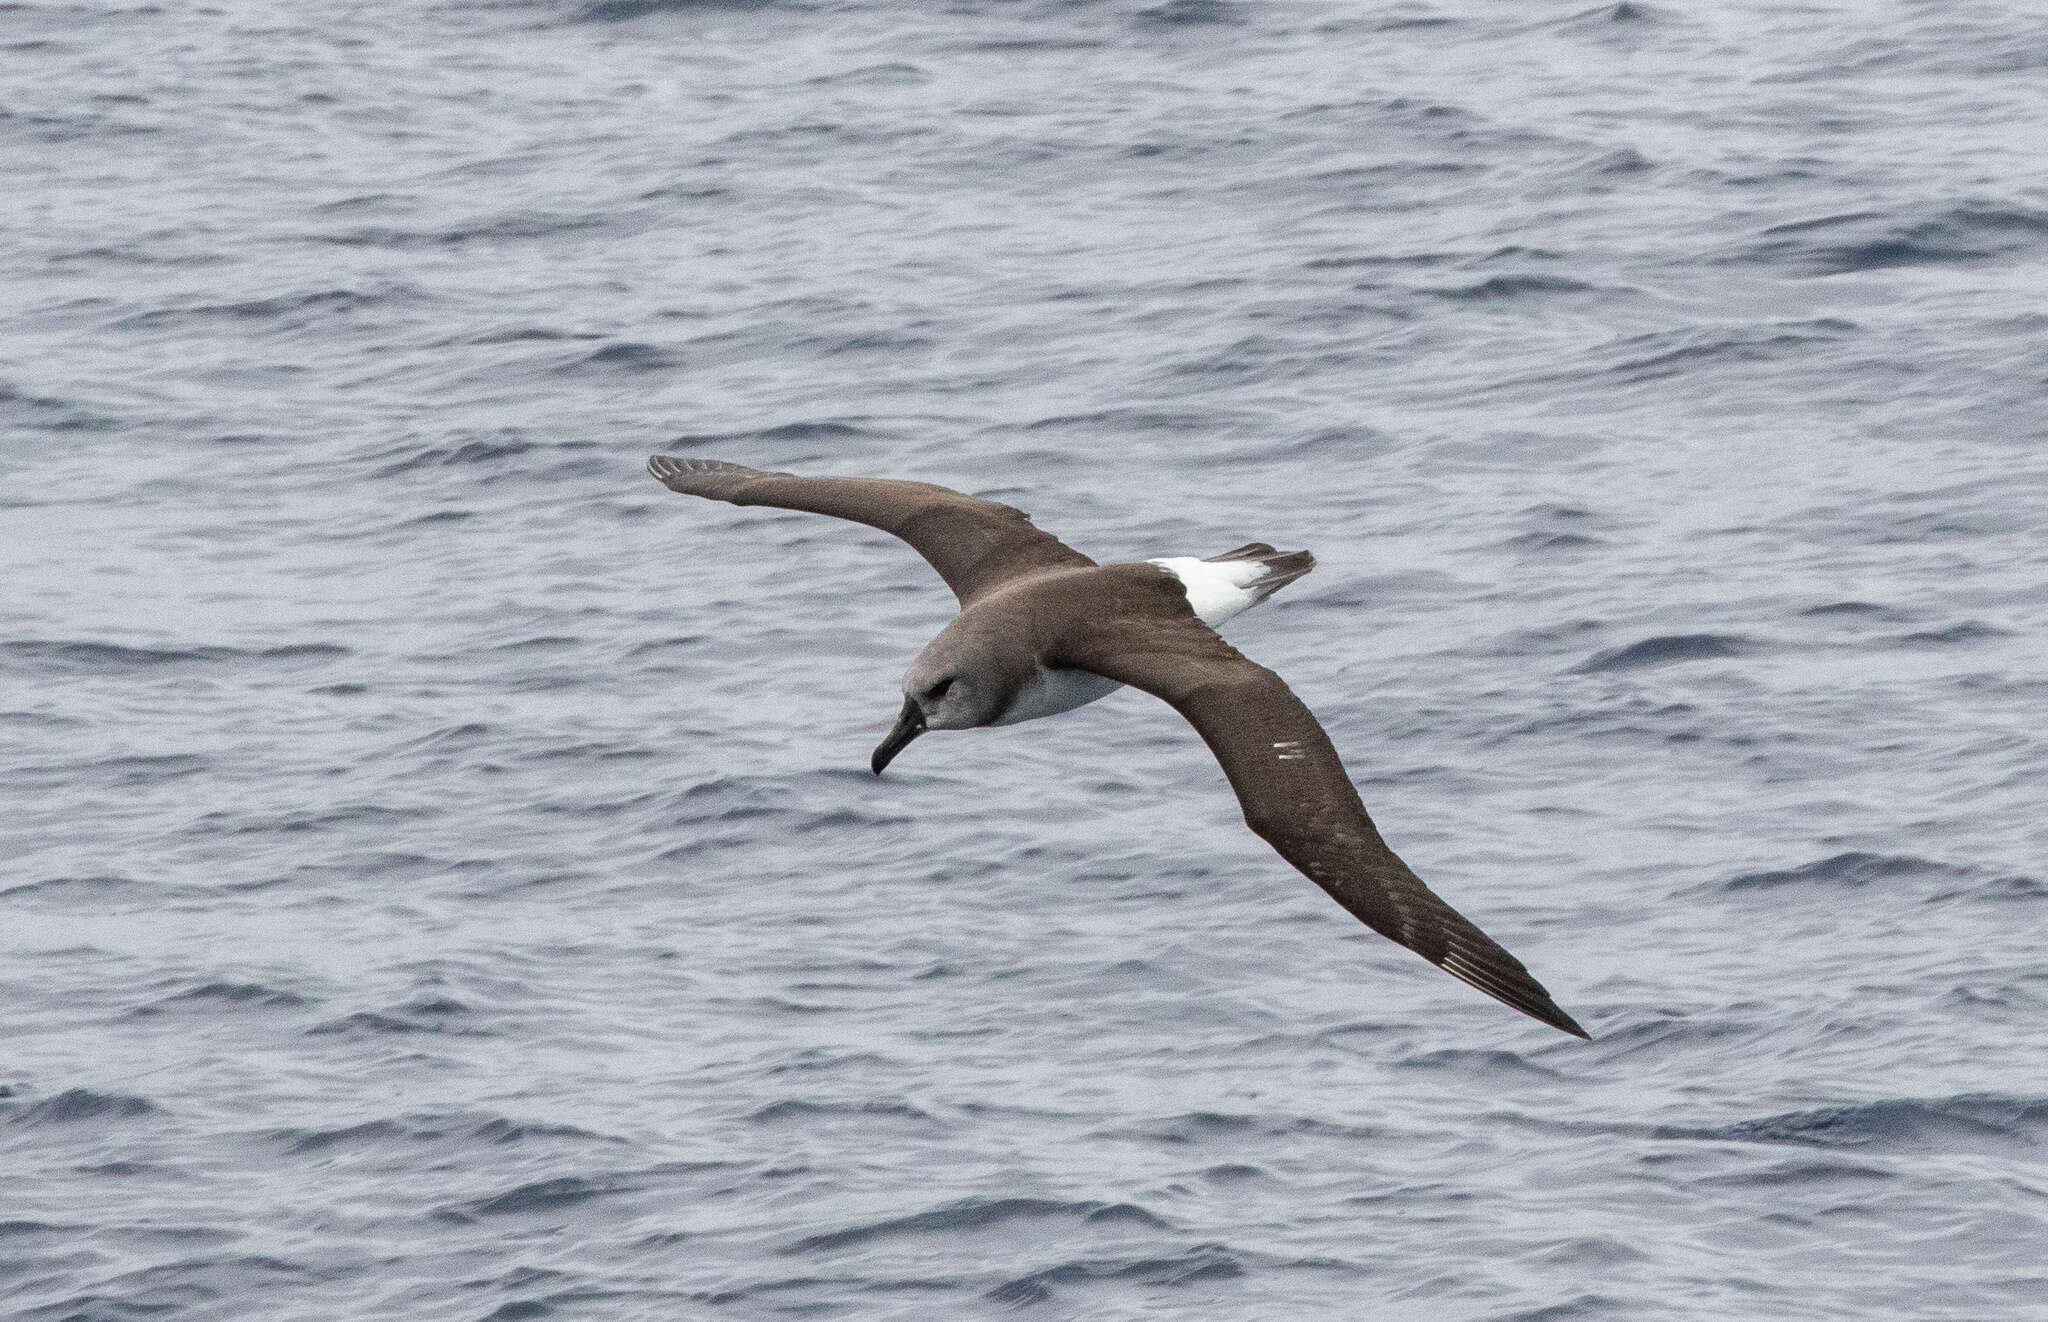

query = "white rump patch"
[1148, 556, 1267, 629]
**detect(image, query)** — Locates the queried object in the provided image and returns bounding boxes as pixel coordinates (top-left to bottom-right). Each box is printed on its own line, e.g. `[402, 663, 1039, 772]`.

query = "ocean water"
[4, 0, 2047, 1317]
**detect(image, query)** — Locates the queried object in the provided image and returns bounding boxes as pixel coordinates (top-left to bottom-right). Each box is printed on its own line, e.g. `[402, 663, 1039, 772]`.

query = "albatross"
[647, 455, 1589, 1039]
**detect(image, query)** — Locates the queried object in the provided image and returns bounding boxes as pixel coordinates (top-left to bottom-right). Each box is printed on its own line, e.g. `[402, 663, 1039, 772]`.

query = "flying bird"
[647, 455, 1589, 1038]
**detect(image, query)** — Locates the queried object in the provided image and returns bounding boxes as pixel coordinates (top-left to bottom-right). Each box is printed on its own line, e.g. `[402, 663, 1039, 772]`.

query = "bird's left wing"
[1054, 567, 1588, 1038]
[647, 456, 1094, 606]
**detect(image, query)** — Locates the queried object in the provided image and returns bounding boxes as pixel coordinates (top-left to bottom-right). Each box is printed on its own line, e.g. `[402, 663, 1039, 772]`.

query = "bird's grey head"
[870, 629, 1020, 774]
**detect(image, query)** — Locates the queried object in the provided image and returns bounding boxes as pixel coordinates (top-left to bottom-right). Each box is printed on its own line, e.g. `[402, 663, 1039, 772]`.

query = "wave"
[574, 0, 790, 21]
[1487, 1294, 1637, 1322]
[554, 341, 683, 374]
[785, 1196, 1169, 1255]
[1427, 274, 1604, 301]
[268, 1111, 621, 1156]
[1503, 529, 1606, 553]
[652, 774, 915, 840]
[13, 752, 209, 790]
[1395, 1048, 1565, 1078]
[988, 1244, 1245, 1305]
[0, 382, 116, 434]
[1691, 1157, 1893, 1189]
[1134, 1, 1244, 27]
[1659, 1093, 2048, 1156]
[1541, 2, 1666, 31]
[1800, 600, 1906, 619]
[36, 1255, 320, 1315]
[1, 873, 181, 904]
[1572, 633, 1755, 672]
[305, 996, 497, 1039]
[109, 287, 402, 333]
[749, 1098, 937, 1124]
[1887, 621, 2010, 647]
[664, 420, 873, 452]
[9, 1088, 164, 1126]
[1596, 320, 1858, 382]
[314, 209, 614, 249]
[0, 1219, 72, 1237]
[0, 640, 349, 674]
[1717, 851, 1973, 893]
[133, 981, 315, 1014]
[1737, 202, 2048, 276]
[366, 435, 601, 478]
[439, 1173, 644, 1221]
[1107, 1109, 1387, 1145]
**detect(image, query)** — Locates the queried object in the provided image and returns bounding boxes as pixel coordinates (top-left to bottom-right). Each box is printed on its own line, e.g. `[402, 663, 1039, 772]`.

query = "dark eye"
[928, 677, 954, 700]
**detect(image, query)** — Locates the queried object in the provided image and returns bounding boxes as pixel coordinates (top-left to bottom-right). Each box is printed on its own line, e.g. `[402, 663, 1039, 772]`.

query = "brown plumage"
[648, 455, 1589, 1039]
[646, 457, 1093, 604]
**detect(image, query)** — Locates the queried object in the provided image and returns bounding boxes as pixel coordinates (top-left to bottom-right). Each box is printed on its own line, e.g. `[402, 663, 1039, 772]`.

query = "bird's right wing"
[647, 456, 1095, 605]
[1056, 571, 1588, 1038]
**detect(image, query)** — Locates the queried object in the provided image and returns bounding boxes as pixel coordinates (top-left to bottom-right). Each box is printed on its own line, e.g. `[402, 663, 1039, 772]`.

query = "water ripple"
[7, 0, 2047, 1317]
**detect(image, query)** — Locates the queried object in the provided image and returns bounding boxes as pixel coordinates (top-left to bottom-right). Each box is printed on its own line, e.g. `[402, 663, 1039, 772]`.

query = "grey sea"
[5, 1, 2047, 1318]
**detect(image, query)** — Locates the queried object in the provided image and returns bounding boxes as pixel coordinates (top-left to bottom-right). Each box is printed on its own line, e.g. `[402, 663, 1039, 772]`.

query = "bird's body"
[919, 547, 1314, 727]
[647, 455, 1589, 1039]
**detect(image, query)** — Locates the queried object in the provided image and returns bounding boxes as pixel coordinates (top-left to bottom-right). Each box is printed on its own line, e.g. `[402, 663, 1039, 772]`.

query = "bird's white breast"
[993, 665, 1122, 725]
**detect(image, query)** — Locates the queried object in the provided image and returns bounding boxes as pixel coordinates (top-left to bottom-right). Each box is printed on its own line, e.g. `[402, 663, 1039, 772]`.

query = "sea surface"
[4, 1, 2047, 1318]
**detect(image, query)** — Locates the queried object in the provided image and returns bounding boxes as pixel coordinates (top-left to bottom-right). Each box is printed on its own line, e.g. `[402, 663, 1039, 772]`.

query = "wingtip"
[1548, 1007, 1594, 1040]
[1436, 945, 1591, 1039]
[645, 455, 775, 491]
[1492, 985, 1591, 1039]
